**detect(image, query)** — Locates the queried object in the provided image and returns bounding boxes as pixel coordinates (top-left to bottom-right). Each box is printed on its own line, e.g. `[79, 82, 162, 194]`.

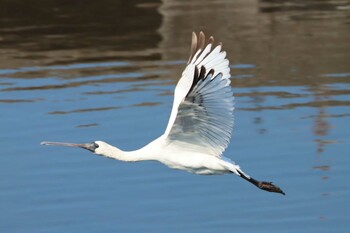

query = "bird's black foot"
[257, 181, 285, 195]
[236, 169, 285, 195]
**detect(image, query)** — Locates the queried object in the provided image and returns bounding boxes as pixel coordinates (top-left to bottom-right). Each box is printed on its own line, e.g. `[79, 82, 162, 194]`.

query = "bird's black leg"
[236, 169, 285, 195]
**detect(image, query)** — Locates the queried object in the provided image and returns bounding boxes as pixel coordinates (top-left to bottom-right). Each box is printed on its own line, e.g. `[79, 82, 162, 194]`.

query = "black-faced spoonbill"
[41, 32, 285, 195]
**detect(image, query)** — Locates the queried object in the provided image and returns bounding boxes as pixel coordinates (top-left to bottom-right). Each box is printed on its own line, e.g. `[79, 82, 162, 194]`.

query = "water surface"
[1, 0, 350, 232]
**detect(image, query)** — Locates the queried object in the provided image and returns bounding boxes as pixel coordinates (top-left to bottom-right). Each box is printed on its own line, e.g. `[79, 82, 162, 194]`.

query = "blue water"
[1, 1, 350, 232]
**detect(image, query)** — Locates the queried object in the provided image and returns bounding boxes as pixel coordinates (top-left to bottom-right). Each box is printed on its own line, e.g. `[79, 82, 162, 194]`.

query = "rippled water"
[1, 1, 350, 232]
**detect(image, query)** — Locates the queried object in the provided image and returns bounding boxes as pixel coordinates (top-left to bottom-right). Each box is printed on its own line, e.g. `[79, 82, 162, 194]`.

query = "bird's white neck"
[96, 142, 153, 162]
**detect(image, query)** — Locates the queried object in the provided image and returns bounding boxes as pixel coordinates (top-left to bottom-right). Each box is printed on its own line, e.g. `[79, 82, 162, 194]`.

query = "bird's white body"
[42, 32, 285, 195]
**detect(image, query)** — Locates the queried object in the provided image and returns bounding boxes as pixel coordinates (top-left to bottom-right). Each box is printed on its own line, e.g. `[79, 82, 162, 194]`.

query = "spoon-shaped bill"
[40, 141, 98, 152]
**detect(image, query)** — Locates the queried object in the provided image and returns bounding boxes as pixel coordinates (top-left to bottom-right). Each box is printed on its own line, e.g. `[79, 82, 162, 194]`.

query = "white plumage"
[165, 33, 233, 157]
[41, 32, 285, 195]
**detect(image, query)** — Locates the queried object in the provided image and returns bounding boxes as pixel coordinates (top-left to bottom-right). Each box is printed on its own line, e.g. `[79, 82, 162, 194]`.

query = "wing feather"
[164, 32, 234, 157]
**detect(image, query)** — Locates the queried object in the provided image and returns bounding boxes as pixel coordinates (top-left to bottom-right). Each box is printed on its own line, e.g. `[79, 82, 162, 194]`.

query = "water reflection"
[0, 0, 162, 51]
[260, 0, 350, 20]
[76, 123, 98, 128]
[310, 84, 332, 154]
[48, 106, 119, 115]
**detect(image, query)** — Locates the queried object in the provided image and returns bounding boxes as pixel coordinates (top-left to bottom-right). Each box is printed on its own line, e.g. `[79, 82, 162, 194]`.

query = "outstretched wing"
[163, 32, 234, 157]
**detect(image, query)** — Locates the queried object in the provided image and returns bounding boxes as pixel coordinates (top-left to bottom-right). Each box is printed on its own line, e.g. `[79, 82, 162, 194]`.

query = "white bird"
[41, 32, 285, 195]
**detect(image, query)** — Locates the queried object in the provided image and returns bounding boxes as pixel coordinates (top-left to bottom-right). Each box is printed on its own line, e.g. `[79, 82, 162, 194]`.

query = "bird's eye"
[93, 142, 99, 148]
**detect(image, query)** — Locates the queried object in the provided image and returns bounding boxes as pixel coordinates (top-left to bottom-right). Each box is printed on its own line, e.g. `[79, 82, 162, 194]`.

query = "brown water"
[1, 1, 350, 232]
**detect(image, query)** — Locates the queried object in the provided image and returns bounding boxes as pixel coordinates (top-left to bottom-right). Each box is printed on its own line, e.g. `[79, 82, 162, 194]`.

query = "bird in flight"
[42, 32, 285, 195]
